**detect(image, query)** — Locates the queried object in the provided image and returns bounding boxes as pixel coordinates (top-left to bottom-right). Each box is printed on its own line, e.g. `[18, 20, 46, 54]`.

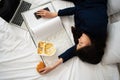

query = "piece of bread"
[36, 61, 46, 72]
[37, 41, 56, 56]
[38, 41, 46, 54]
[45, 43, 54, 55]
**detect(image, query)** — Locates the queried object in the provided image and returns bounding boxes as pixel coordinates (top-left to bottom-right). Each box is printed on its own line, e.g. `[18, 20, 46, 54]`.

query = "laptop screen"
[0, 0, 20, 22]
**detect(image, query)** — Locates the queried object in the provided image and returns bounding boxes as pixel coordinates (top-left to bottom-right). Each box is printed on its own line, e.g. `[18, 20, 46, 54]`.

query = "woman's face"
[77, 33, 91, 50]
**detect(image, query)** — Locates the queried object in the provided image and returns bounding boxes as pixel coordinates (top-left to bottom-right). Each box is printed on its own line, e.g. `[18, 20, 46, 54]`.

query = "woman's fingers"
[38, 67, 53, 75]
[39, 68, 48, 75]
[36, 10, 47, 14]
[35, 9, 57, 18]
[40, 70, 47, 74]
[36, 13, 45, 17]
[39, 68, 45, 72]
[36, 10, 48, 17]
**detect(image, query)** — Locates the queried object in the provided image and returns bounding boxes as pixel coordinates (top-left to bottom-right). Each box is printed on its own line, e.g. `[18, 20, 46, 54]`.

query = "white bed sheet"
[0, 16, 119, 80]
[0, 17, 41, 80]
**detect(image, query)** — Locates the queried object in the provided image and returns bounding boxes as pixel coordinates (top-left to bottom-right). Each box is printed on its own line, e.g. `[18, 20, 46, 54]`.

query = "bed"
[0, 0, 120, 80]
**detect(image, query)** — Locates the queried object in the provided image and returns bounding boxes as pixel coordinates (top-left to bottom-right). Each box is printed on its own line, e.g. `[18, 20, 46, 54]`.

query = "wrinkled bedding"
[0, 16, 119, 80]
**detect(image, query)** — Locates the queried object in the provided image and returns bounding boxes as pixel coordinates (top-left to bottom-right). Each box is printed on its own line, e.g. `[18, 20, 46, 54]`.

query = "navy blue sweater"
[58, 0, 108, 64]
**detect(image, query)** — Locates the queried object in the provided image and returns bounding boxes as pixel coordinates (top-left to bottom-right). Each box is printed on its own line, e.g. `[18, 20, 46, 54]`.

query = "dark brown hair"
[76, 38, 106, 64]
[71, 27, 106, 64]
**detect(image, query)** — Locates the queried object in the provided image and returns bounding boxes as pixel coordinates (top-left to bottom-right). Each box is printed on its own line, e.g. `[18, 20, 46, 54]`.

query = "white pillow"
[108, 0, 120, 15]
[102, 21, 120, 64]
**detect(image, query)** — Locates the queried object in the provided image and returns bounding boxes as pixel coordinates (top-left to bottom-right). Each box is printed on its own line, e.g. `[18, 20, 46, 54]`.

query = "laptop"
[10, 0, 32, 27]
[9, 0, 52, 28]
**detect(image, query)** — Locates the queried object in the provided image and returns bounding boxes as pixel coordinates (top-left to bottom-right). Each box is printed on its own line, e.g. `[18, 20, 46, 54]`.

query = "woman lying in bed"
[36, 0, 108, 74]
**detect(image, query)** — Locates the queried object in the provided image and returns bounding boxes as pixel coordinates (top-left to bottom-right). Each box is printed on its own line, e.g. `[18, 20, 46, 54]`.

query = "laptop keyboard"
[11, 1, 31, 26]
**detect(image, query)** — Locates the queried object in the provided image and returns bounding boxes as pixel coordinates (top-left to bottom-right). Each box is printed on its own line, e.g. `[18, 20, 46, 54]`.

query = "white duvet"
[0, 16, 119, 80]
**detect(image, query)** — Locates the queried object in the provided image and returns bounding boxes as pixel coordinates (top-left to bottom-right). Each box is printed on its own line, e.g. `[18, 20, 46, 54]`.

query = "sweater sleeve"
[58, 45, 77, 63]
[58, 7, 76, 16]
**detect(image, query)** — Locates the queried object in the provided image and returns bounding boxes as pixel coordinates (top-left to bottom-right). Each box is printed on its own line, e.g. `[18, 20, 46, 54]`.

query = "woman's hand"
[36, 9, 58, 18]
[39, 66, 54, 75]
[39, 58, 63, 75]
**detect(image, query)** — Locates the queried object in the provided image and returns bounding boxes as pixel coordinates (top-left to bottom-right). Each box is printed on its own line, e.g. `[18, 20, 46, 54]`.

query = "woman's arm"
[58, 45, 77, 62]
[58, 7, 76, 16]
[39, 58, 63, 74]
[36, 7, 76, 18]
[39, 45, 77, 74]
